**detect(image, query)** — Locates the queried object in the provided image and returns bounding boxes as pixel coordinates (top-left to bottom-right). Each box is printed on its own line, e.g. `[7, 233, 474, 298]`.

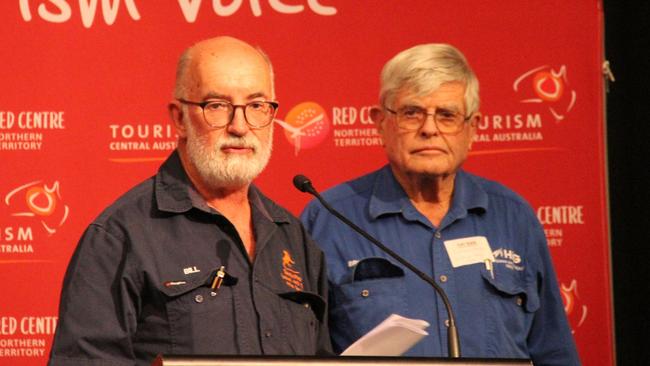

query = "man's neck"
[208, 192, 257, 262]
[178, 148, 257, 261]
[392, 167, 456, 227]
[204, 187, 257, 262]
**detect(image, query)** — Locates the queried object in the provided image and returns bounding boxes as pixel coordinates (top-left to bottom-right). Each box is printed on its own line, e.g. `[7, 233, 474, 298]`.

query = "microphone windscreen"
[292, 174, 312, 193]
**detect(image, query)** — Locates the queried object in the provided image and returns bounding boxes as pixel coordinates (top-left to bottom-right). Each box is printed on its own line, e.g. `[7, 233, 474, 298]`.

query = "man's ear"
[370, 106, 386, 133]
[468, 111, 481, 128]
[467, 111, 481, 150]
[168, 101, 187, 138]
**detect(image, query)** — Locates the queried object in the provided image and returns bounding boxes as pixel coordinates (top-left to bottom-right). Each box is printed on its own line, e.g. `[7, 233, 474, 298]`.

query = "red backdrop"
[0, 1, 613, 364]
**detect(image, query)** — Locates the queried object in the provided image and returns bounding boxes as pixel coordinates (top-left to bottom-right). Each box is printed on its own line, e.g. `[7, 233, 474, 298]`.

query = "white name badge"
[443, 236, 494, 268]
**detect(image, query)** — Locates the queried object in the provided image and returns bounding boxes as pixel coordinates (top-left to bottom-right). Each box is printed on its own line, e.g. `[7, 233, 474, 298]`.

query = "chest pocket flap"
[351, 257, 405, 282]
[480, 268, 540, 313]
[279, 291, 326, 322]
[158, 268, 238, 298]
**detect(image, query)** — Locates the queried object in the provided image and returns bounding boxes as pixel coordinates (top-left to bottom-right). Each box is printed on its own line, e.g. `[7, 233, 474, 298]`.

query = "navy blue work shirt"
[300, 165, 579, 365]
[49, 151, 331, 366]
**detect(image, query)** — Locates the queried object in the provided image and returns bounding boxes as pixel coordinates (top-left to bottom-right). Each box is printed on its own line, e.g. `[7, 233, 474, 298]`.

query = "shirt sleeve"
[299, 198, 327, 245]
[526, 214, 581, 366]
[48, 224, 141, 366]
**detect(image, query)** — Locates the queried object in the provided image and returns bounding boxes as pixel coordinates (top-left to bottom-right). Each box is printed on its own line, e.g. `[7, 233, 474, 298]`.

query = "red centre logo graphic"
[513, 65, 576, 123]
[4, 180, 69, 235]
[533, 71, 564, 102]
[275, 101, 330, 155]
[560, 279, 588, 334]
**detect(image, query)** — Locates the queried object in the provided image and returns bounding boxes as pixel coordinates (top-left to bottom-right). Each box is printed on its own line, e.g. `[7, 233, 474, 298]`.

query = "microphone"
[293, 174, 461, 358]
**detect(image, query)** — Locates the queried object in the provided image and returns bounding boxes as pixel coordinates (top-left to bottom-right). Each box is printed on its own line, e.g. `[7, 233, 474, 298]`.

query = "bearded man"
[49, 36, 331, 366]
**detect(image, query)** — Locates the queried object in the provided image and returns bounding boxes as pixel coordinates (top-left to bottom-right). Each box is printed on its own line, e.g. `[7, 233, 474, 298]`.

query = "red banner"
[0, 1, 612, 364]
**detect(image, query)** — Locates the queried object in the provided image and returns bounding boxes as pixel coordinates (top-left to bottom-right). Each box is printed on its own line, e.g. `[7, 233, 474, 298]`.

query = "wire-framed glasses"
[385, 105, 472, 134]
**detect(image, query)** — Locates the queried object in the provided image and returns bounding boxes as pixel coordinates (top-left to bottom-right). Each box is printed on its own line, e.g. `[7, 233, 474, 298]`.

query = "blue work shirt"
[301, 165, 579, 365]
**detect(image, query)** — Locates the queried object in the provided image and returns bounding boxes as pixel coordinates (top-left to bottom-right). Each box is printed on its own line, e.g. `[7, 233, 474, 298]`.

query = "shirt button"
[265, 331, 272, 338]
[444, 319, 450, 327]
[361, 289, 370, 297]
[194, 294, 204, 303]
[516, 297, 523, 306]
[439, 275, 448, 283]
[303, 303, 311, 309]
[434, 231, 442, 239]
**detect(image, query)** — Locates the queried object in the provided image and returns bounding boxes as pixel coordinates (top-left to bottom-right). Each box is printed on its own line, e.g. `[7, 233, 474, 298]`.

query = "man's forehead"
[185, 55, 271, 95]
[191, 50, 268, 74]
[396, 83, 465, 103]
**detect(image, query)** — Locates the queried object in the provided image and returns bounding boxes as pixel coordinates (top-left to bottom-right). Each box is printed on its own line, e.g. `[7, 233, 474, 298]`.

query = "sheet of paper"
[341, 313, 429, 356]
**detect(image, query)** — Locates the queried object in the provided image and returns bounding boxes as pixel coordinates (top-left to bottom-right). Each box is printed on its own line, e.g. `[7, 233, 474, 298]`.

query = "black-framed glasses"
[385, 105, 472, 134]
[178, 99, 279, 129]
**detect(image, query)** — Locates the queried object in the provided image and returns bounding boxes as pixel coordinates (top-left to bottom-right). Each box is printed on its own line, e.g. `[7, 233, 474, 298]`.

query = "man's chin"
[204, 159, 267, 189]
[204, 173, 255, 190]
[401, 164, 458, 178]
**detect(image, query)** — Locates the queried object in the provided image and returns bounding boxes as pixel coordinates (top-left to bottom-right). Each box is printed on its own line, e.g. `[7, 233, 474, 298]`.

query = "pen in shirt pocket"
[210, 265, 226, 296]
[484, 258, 495, 279]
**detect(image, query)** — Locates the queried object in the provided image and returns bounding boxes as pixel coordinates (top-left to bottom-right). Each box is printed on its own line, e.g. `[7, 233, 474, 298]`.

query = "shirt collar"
[155, 150, 195, 213]
[368, 165, 412, 219]
[155, 150, 290, 224]
[249, 185, 291, 224]
[446, 169, 488, 222]
[368, 165, 488, 223]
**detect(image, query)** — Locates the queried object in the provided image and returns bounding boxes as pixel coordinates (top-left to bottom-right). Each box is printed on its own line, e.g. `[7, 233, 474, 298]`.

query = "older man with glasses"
[49, 36, 331, 366]
[301, 43, 580, 365]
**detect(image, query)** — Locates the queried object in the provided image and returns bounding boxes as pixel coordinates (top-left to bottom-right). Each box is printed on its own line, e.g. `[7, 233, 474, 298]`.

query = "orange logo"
[4, 180, 69, 235]
[275, 102, 330, 155]
[281, 250, 304, 291]
[560, 279, 588, 334]
[513, 65, 576, 122]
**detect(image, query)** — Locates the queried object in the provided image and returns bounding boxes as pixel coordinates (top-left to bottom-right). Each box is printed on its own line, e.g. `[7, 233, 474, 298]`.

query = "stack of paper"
[341, 313, 430, 356]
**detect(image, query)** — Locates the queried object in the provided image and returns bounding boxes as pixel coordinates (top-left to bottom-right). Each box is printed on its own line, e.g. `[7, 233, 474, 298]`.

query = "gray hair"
[173, 44, 276, 100]
[379, 43, 480, 116]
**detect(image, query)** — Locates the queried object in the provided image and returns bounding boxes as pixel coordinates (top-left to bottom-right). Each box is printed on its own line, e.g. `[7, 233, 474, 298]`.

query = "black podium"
[152, 355, 532, 366]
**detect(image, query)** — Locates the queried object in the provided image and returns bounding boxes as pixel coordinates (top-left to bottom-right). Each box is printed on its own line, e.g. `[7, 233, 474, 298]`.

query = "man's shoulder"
[93, 176, 157, 226]
[463, 171, 534, 211]
[300, 168, 383, 226]
[319, 168, 382, 205]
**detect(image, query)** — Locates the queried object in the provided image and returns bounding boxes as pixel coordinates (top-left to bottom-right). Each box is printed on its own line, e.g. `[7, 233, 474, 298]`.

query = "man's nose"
[227, 106, 249, 136]
[419, 113, 440, 135]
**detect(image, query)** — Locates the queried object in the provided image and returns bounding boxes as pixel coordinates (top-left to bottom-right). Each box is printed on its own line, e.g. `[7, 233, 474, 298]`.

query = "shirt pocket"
[253, 280, 325, 355]
[159, 272, 238, 354]
[329, 257, 407, 352]
[278, 290, 326, 354]
[480, 267, 540, 351]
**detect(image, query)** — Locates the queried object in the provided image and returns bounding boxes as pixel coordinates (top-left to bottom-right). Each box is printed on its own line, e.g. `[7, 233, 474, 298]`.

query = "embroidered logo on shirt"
[281, 250, 304, 291]
[492, 248, 524, 271]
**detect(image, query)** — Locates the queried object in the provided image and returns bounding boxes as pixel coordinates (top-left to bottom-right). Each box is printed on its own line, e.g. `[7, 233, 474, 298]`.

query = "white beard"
[184, 117, 273, 190]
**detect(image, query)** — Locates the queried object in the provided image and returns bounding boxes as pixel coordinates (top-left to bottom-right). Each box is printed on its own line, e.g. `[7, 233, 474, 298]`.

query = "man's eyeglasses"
[178, 99, 279, 129]
[385, 106, 472, 134]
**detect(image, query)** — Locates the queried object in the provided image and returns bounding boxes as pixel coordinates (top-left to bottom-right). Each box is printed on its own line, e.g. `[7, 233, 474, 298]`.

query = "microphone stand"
[294, 175, 461, 358]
